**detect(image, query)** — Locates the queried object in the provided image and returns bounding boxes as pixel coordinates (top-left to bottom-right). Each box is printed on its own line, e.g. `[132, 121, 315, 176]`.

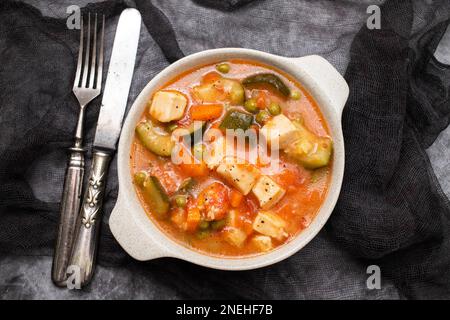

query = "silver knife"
[68, 8, 141, 287]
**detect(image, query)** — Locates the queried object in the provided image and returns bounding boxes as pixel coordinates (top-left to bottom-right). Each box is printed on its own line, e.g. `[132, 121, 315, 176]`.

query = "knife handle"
[68, 149, 111, 287]
[52, 147, 84, 287]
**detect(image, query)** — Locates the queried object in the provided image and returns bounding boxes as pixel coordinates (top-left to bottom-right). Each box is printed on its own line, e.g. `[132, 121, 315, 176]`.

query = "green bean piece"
[268, 102, 281, 115]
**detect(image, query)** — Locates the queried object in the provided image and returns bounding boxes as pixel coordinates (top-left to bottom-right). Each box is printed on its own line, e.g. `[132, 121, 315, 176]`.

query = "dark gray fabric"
[0, 0, 450, 299]
[330, 0, 450, 298]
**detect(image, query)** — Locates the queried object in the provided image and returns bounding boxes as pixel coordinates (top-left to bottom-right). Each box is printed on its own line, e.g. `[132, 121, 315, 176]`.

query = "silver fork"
[52, 13, 105, 287]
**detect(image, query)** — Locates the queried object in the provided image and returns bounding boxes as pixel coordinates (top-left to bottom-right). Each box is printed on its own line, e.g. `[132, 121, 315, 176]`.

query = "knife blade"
[68, 8, 141, 288]
[94, 8, 141, 151]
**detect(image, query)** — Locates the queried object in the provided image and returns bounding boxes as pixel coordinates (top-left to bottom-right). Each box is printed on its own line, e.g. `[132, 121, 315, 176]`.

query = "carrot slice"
[230, 189, 244, 208]
[179, 161, 209, 177]
[178, 151, 209, 177]
[255, 91, 268, 109]
[170, 208, 186, 230]
[202, 71, 222, 83]
[242, 219, 254, 235]
[186, 207, 201, 232]
[190, 104, 223, 121]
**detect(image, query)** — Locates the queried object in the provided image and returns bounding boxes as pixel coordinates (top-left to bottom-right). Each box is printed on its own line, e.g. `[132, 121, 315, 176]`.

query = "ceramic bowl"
[109, 48, 349, 270]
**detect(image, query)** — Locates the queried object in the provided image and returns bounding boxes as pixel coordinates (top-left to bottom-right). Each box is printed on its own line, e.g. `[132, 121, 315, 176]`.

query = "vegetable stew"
[130, 59, 332, 257]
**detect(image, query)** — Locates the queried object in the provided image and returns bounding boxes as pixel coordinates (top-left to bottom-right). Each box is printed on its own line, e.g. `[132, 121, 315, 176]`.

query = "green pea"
[290, 91, 301, 100]
[198, 220, 210, 230]
[268, 102, 281, 115]
[211, 219, 226, 230]
[244, 99, 258, 113]
[134, 171, 147, 186]
[174, 195, 187, 208]
[255, 110, 271, 125]
[216, 63, 230, 74]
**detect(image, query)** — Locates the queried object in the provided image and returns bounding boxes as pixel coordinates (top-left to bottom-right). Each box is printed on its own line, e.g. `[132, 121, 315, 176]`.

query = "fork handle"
[52, 147, 85, 287]
[69, 149, 111, 287]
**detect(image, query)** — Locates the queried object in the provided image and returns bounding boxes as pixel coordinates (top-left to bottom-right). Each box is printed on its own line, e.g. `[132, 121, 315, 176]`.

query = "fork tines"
[74, 13, 105, 91]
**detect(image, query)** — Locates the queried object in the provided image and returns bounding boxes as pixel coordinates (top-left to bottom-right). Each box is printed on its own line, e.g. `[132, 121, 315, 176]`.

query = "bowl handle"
[288, 55, 349, 117]
[109, 194, 167, 261]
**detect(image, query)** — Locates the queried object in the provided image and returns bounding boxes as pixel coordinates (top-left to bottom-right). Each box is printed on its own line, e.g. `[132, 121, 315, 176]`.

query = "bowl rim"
[111, 47, 347, 270]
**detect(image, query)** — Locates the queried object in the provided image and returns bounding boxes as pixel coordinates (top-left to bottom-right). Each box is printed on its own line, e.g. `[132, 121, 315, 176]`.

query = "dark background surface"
[1, 0, 450, 299]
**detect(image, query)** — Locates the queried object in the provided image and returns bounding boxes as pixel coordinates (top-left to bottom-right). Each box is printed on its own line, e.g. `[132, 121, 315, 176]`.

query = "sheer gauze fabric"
[0, 0, 449, 299]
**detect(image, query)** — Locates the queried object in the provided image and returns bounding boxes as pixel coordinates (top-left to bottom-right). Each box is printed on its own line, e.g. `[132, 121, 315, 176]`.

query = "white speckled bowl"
[109, 48, 349, 270]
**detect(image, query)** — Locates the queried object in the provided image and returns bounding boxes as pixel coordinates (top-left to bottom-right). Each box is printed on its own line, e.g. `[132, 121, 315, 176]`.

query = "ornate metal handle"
[52, 147, 84, 287]
[68, 149, 111, 287]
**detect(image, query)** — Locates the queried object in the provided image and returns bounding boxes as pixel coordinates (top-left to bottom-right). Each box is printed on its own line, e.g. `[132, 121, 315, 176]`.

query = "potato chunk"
[149, 90, 187, 122]
[204, 136, 226, 169]
[216, 160, 260, 195]
[251, 235, 273, 252]
[193, 77, 244, 105]
[223, 227, 247, 247]
[205, 136, 248, 170]
[253, 211, 287, 241]
[226, 209, 239, 228]
[260, 114, 299, 149]
[251, 175, 286, 209]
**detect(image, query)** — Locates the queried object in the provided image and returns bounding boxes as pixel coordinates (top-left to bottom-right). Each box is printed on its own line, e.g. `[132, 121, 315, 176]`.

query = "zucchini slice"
[285, 121, 333, 169]
[136, 121, 174, 157]
[193, 77, 245, 105]
[219, 110, 253, 131]
[243, 73, 291, 97]
[135, 174, 170, 219]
